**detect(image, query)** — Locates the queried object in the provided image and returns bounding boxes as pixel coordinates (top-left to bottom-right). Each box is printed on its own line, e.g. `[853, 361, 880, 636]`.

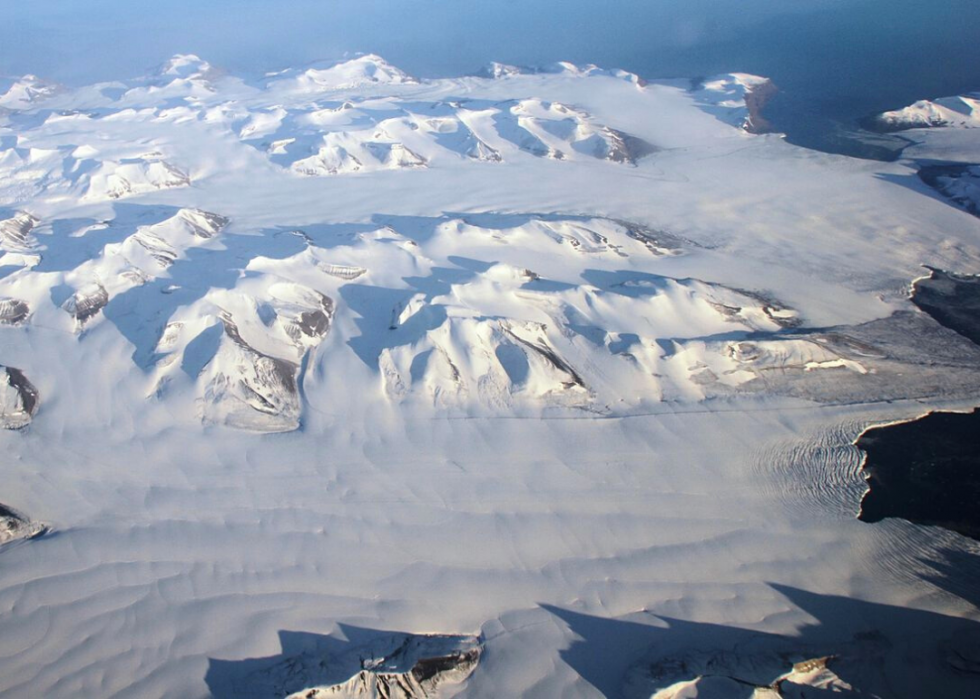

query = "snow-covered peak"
[869, 93, 980, 132]
[0, 74, 63, 110]
[477, 62, 525, 79]
[144, 54, 225, 92]
[268, 54, 417, 94]
[691, 73, 777, 133]
[157, 53, 217, 81]
[485, 60, 645, 86]
[100, 54, 232, 103]
[544, 60, 583, 75]
[701, 72, 772, 92]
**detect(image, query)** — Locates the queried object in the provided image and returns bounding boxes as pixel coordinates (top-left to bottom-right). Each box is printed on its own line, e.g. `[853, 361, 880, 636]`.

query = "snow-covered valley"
[1, 54, 979, 698]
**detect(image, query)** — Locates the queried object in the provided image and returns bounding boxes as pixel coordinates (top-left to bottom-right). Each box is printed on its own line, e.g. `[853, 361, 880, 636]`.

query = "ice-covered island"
[1, 54, 979, 698]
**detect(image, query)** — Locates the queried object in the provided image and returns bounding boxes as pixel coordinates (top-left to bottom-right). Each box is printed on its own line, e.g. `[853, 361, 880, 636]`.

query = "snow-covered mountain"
[691, 73, 778, 133]
[266, 53, 418, 95]
[257, 97, 655, 176]
[0, 74, 64, 110]
[869, 93, 980, 131]
[1, 54, 979, 699]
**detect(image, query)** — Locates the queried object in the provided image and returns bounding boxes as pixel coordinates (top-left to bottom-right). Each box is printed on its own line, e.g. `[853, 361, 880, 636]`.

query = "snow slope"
[690, 73, 778, 134]
[866, 89, 980, 216]
[0, 54, 979, 698]
[870, 93, 980, 132]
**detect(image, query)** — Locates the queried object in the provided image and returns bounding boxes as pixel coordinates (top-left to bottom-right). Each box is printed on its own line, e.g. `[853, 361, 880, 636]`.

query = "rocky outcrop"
[0, 365, 38, 429]
[632, 632, 892, 699]
[741, 78, 778, 134]
[917, 164, 980, 218]
[0, 212, 40, 253]
[692, 74, 778, 134]
[0, 502, 46, 545]
[0, 298, 30, 325]
[287, 646, 481, 698]
[207, 629, 482, 699]
[911, 267, 980, 345]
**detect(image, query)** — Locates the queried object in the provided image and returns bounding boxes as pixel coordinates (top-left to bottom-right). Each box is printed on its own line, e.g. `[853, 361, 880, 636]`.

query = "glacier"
[0, 54, 979, 698]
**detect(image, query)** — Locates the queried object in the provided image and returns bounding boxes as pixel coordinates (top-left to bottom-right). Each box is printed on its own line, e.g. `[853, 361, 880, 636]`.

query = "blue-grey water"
[3, 0, 980, 158]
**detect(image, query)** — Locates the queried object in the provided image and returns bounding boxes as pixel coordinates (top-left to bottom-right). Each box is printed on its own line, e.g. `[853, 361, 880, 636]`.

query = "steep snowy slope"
[869, 93, 980, 132]
[0, 74, 63, 110]
[691, 73, 778, 133]
[866, 89, 980, 216]
[59, 208, 228, 327]
[252, 97, 653, 176]
[0, 54, 978, 699]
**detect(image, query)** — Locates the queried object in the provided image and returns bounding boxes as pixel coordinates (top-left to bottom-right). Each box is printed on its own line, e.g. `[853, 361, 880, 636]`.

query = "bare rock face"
[0, 297, 30, 325]
[917, 165, 980, 219]
[690, 74, 778, 134]
[62, 282, 109, 325]
[93, 159, 190, 201]
[0, 502, 46, 545]
[59, 208, 229, 328]
[289, 646, 481, 698]
[742, 78, 778, 134]
[0, 212, 40, 253]
[0, 365, 38, 429]
[201, 314, 303, 433]
[179, 209, 230, 239]
[207, 629, 482, 699]
[911, 267, 980, 345]
[316, 263, 367, 281]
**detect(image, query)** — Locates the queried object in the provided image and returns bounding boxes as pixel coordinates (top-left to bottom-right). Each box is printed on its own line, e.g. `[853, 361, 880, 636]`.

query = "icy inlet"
[0, 54, 979, 698]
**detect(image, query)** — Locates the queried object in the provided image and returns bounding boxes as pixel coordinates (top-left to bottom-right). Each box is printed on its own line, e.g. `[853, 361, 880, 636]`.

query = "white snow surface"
[874, 93, 980, 131]
[1, 54, 980, 698]
[690, 73, 777, 133]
